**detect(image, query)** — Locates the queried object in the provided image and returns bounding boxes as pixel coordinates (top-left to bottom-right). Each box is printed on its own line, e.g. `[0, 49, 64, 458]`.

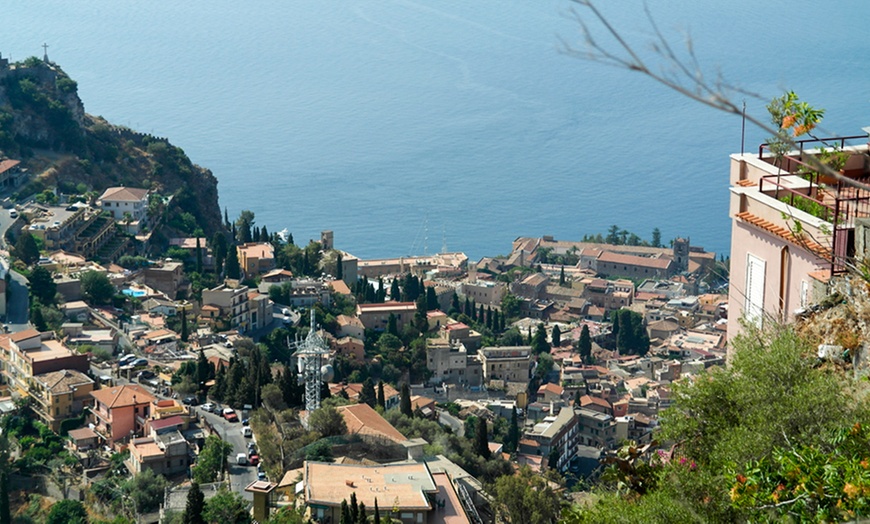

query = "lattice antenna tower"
[291, 309, 330, 411]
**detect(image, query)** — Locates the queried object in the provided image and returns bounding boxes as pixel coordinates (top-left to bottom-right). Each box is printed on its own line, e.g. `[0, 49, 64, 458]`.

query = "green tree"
[46, 500, 88, 524]
[195, 236, 203, 274]
[505, 407, 519, 454]
[225, 247, 241, 280]
[577, 325, 592, 363]
[359, 378, 376, 408]
[182, 482, 206, 524]
[373, 498, 380, 524]
[613, 309, 649, 356]
[400, 383, 412, 417]
[377, 381, 385, 409]
[212, 232, 227, 276]
[492, 466, 560, 524]
[475, 417, 491, 459]
[426, 286, 438, 311]
[551, 325, 561, 348]
[0, 435, 10, 524]
[651, 227, 662, 248]
[336, 252, 343, 280]
[530, 324, 550, 354]
[181, 307, 189, 343]
[28, 265, 57, 305]
[31, 306, 47, 332]
[500, 292, 521, 320]
[559, 266, 565, 286]
[389, 279, 400, 301]
[125, 469, 168, 514]
[192, 435, 232, 484]
[203, 487, 251, 524]
[235, 210, 255, 244]
[308, 406, 347, 437]
[387, 313, 398, 337]
[80, 270, 115, 305]
[14, 232, 40, 266]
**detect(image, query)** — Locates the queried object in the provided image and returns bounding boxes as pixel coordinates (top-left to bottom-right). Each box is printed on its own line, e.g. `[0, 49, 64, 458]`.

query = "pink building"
[90, 384, 156, 446]
[727, 132, 870, 347]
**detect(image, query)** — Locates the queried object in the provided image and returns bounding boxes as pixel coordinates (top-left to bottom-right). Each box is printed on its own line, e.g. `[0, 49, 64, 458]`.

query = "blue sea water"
[4, 1, 870, 260]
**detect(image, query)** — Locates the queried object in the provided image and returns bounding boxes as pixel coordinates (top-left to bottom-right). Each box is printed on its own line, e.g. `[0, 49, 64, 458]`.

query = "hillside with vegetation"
[0, 56, 222, 236]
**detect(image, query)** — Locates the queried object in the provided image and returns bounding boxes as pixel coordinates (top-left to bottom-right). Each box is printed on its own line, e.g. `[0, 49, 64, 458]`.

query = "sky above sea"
[4, 1, 870, 260]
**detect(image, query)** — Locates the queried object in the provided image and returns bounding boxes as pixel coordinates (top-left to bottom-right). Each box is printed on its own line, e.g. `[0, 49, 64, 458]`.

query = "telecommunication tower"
[292, 310, 332, 412]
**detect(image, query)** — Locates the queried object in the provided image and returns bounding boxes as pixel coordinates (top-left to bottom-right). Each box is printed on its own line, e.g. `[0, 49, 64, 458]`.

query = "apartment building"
[99, 186, 150, 233]
[426, 339, 482, 387]
[356, 302, 416, 331]
[237, 242, 276, 277]
[29, 369, 95, 432]
[0, 329, 89, 399]
[726, 133, 870, 342]
[202, 282, 250, 332]
[90, 384, 156, 446]
[519, 406, 580, 472]
[478, 346, 531, 384]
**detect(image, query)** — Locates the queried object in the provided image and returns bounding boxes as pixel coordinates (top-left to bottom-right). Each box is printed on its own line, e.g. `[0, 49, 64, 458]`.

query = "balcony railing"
[756, 135, 870, 274]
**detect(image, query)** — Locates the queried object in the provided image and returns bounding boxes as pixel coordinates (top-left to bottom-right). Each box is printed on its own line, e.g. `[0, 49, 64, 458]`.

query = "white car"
[202, 403, 215, 413]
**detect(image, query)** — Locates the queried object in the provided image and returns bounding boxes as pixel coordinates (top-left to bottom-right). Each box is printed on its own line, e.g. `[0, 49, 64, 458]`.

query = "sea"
[4, 1, 870, 261]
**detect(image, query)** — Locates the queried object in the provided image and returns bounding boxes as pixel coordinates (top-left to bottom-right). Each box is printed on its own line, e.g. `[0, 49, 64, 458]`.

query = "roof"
[336, 315, 364, 329]
[304, 461, 436, 510]
[598, 251, 673, 270]
[579, 395, 612, 410]
[432, 471, 471, 524]
[99, 186, 149, 202]
[735, 211, 831, 258]
[10, 329, 40, 343]
[67, 427, 98, 441]
[32, 369, 93, 395]
[357, 302, 416, 312]
[90, 384, 155, 409]
[329, 279, 351, 295]
[537, 383, 564, 396]
[0, 159, 20, 174]
[237, 242, 275, 258]
[150, 415, 184, 431]
[336, 403, 407, 443]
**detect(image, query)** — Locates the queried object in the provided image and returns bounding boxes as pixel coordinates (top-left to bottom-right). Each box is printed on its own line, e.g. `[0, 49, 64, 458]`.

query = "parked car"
[258, 470, 267, 481]
[223, 408, 238, 422]
[236, 453, 248, 466]
[249, 454, 259, 466]
[242, 426, 252, 438]
[201, 403, 216, 413]
[136, 370, 156, 380]
[131, 358, 148, 368]
[182, 396, 199, 406]
[247, 443, 257, 454]
[118, 354, 136, 366]
[242, 418, 249, 426]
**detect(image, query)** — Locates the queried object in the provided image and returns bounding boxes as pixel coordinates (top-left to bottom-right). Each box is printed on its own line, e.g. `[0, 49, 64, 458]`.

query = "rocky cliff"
[0, 57, 223, 236]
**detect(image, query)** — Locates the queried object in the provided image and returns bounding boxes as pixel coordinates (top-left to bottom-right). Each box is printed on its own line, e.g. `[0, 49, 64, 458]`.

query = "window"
[745, 253, 766, 328]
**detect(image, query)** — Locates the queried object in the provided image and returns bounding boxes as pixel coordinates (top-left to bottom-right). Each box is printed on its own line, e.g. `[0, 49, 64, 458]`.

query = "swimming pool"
[123, 289, 147, 298]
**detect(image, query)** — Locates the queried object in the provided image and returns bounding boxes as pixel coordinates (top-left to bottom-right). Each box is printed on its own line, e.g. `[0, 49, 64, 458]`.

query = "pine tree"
[400, 383, 412, 417]
[182, 482, 205, 524]
[377, 381, 386, 409]
[475, 417, 491, 459]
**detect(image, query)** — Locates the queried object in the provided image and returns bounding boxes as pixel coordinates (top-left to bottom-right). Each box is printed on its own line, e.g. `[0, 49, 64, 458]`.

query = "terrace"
[732, 134, 870, 274]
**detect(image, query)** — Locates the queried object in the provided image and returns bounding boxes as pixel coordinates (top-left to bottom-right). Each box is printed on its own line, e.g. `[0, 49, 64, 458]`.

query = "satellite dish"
[320, 364, 334, 383]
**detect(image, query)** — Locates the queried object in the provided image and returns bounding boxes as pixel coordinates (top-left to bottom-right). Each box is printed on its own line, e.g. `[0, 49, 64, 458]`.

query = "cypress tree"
[559, 265, 565, 286]
[358, 502, 366, 524]
[470, 300, 477, 322]
[181, 307, 189, 343]
[578, 325, 592, 363]
[506, 407, 519, 453]
[336, 252, 344, 279]
[195, 237, 203, 274]
[475, 417, 491, 459]
[350, 493, 359, 524]
[0, 436, 10, 524]
[261, 225, 269, 242]
[341, 500, 351, 524]
[451, 292, 460, 314]
[373, 499, 380, 524]
[485, 306, 492, 330]
[478, 304, 484, 324]
[225, 246, 241, 280]
[31, 307, 47, 332]
[360, 378, 377, 407]
[552, 325, 561, 348]
[426, 286, 438, 311]
[464, 296, 471, 316]
[390, 279, 400, 301]
[182, 482, 205, 524]
[377, 381, 386, 409]
[400, 383, 412, 417]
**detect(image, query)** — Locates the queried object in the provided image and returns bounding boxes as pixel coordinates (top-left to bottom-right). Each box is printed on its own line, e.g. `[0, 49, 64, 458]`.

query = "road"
[0, 209, 29, 332]
[437, 409, 465, 435]
[195, 406, 257, 501]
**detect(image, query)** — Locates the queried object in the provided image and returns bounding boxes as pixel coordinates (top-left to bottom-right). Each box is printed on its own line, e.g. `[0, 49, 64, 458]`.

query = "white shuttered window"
[745, 253, 766, 327]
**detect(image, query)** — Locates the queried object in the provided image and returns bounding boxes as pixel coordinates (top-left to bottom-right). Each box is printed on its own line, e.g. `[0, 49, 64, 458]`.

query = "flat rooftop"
[305, 461, 437, 510]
